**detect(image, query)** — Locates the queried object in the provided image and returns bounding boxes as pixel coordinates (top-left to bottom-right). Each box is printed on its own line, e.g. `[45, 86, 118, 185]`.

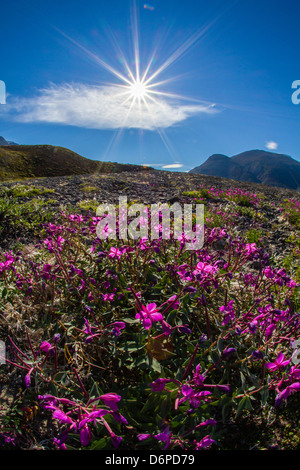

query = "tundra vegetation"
[0, 182, 299, 450]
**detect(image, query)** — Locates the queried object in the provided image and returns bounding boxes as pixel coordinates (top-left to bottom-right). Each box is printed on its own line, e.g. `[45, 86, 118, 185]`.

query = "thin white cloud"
[142, 163, 165, 167]
[266, 141, 278, 150]
[162, 163, 183, 169]
[6, 83, 218, 131]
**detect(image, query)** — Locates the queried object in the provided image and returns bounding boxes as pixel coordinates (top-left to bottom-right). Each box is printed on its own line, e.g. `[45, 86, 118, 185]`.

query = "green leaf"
[54, 371, 68, 385]
[160, 392, 172, 418]
[89, 380, 103, 399]
[236, 396, 253, 417]
[260, 387, 269, 406]
[240, 372, 246, 392]
[90, 437, 109, 449]
[217, 337, 224, 355]
[123, 318, 140, 324]
[236, 396, 247, 417]
[148, 356, 162, 373]
[1, 287, 7, 298]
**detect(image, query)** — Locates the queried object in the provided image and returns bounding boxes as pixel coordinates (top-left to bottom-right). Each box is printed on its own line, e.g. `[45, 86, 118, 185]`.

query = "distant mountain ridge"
[0, 136, 18, 146]
[190, 150, 300, 190]
[0, 142, 150, 181]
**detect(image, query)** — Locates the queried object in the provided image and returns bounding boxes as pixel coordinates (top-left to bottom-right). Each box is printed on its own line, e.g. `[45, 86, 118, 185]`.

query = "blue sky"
[0, 0, 299, 171]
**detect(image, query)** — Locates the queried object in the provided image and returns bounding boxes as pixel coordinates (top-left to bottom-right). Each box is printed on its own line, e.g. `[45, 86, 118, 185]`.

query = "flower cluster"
[0, 187, 299, 451]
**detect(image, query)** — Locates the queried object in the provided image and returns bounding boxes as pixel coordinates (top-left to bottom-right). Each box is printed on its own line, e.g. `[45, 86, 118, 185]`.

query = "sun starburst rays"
[52, 0, 217, 152]
[9, 2, 220, 164]
[115, 72, 165, 112]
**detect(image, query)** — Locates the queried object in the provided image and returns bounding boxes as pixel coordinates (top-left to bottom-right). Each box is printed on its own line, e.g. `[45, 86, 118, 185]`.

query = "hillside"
[190, 150, 300, 190]
[0, 144, 150, 181]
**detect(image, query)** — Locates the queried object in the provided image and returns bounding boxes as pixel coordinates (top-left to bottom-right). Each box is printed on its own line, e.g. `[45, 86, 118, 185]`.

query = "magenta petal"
[89, 409, 110, 419]
[276, 352, 285, 363]
[195, 391, 211, 398]
[143, 318, 152, 329]
[80, 425, 92, 446]
[111, 433, 122, 448]
[149, 378, 169, 391]
[265, 362, 276, 370]
[182, 385, 194, 397]
[201, 418, 217, 426]
[150, 312, 163, 322]
[290, 382, 300, 391]
[53, 409, 73, 424]
[25, 369, 33, 388]
[198, 435, 215, 449]
[138, 434, 151, 441]
[147, 303, 158, 311]
[101, 393, 121, 411]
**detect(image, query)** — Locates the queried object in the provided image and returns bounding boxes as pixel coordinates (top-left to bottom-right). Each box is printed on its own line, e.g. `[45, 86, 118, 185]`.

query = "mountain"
[0, 136, 9, 146]
[0, 136, 19, 146]
[190, 150, 300, 190]
[0, 144, 150, 181]
[190, 153, 260, 183]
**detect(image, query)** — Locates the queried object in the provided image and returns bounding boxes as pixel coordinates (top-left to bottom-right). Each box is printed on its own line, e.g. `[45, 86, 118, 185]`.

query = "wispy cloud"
[6, 83, 218, 131]
[162, 163, 183, 169]
[265, 141, 278, 150]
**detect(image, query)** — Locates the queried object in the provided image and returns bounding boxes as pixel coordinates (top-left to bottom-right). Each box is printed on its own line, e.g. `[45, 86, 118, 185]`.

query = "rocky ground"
[1, 169, 299, 205]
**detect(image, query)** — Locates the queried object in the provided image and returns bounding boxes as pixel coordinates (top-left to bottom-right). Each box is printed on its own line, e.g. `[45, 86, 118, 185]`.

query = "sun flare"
[128, 80, 148, 100]
[31, 1, 217, 160]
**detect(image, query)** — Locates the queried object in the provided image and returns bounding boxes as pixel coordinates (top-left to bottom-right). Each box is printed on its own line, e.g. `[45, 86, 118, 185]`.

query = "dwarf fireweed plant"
[0, 188, 299, 450]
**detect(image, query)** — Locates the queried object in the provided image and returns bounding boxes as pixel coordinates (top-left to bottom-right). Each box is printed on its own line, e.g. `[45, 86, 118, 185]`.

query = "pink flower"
[101, 223, 113, 237]
[108, 247, 123, 259]
[138, 433, 151, 441]
[219, 300, 235, 325]
[40, 341, 54, 354]
[264, 266, 275, 279]
[139, 237, 148, 250]
[102, 293, 115, 301]
[245, 243, 257, 258]
[194, 435, 215, 449]
[289, 366, 300, 380]
[193, 262, 217, 277]
[53, 409, 74, 426]
[265, 323, 276, 339]
[111, 433, 122, 448]
[166, 295, 179, 309]
[275, 382, 300, 406]
[149, 378, 176, 392]
[265, 352, 290, 371]
[25, 368, 34, 388]
[79, 424, 92, 446]
[155, 426, 172, 449]
[135, 303, 163, 329]
[100, 393, 121, 411]
[109, 321, 126, 337]
[179, 385, 211, 408]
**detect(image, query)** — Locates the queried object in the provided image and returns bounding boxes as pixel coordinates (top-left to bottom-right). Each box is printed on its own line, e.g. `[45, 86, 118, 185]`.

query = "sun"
[129, 80, 148, 100]
[55, 0, 216, 159]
